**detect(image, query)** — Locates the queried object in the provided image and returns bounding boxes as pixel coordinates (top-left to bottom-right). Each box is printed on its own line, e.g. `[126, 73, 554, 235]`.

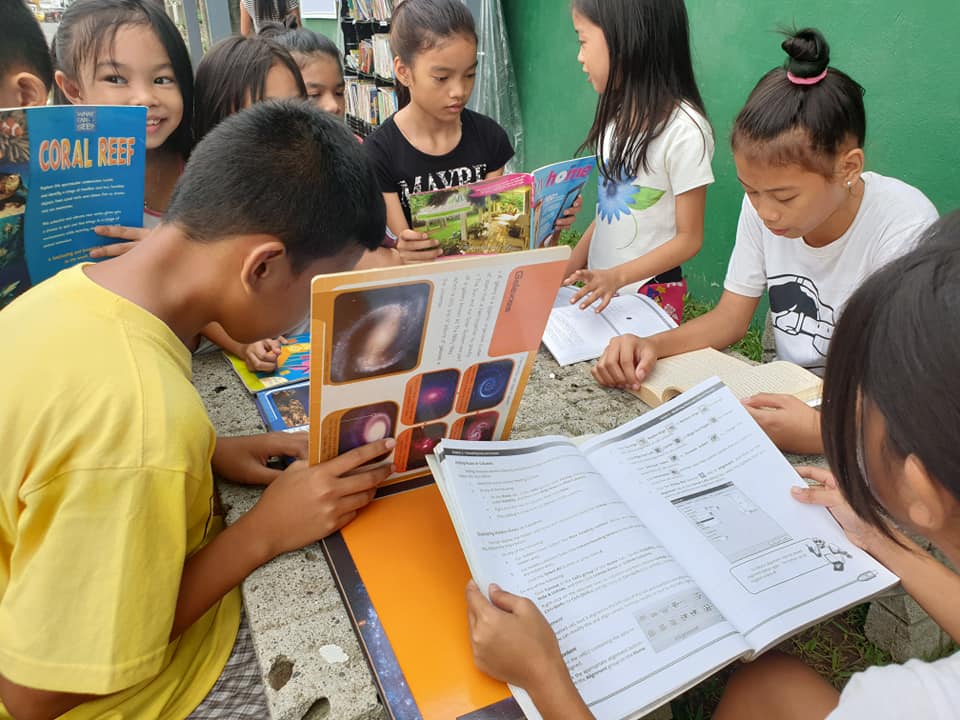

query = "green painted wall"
[502, 0, 960, 305]
[303, 17, 339, 40]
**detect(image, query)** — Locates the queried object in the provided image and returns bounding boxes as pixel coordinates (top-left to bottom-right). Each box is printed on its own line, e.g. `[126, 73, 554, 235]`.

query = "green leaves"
[628, 186, 665, 211]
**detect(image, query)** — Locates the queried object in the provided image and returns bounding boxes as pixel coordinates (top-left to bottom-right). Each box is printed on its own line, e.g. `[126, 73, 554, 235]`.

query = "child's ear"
[901, 454, 948, 532]
[394, 56, 411, 88]
[14, 72, 49, 107]
[54, 70, 83, 104]
[239, 239, 290, 293]
[837, 147, 865, 187]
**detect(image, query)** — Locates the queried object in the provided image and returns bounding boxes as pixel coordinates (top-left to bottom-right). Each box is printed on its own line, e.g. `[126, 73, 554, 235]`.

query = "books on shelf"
[630, 347, 822, 407]
[344, 0, 393, 22]
[0, 105, 145, 309]
[428, 379, 897, 720]
[307, 246, 570, 485]
[408, 156, 597, 257]
[543, 285, 679, 365]
[224, 333, 311, 393]
[372, 33, 394, 80]
[345, 79, 396, 128]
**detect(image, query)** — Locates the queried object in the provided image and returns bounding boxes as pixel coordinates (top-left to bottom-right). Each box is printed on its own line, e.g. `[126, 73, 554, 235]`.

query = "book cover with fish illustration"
[0, 105, 146, 309]
[307, 247, 570, 485]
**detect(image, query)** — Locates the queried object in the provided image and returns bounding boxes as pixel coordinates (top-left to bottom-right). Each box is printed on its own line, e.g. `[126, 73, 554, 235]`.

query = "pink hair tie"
[787, 69, 828, 85]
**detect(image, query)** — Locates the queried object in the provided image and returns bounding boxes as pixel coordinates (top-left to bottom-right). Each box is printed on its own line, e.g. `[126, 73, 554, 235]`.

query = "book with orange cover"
[321, 475, 525, 720]
[307, 247, 570, 485]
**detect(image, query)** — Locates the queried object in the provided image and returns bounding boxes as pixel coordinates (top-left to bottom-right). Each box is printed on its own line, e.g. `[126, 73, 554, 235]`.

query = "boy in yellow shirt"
[0, 0, 53, 107]
[0, 101, 393, 719]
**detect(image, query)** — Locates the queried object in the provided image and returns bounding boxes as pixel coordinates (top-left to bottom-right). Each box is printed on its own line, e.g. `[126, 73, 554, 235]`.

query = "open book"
[0, 105, 145, 309]
[429, 379, 897, 720]
[633, 347, 822, 407]
[543, 286, 678, 365]
[409, 157, 596, 256]
[308, 247, 570, 484]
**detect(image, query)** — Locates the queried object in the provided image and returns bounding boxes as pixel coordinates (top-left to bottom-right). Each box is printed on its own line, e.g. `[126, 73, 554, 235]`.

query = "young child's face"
[398, 34, 477, 122]
[572, 10, 609, 94]
[68, 24, 182, 151]
[297, 53, 345, 118]
[734, 152, 849, 241]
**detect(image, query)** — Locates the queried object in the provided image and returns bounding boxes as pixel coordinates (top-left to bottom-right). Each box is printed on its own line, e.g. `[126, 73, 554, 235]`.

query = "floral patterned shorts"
[638, 278, 687, 324]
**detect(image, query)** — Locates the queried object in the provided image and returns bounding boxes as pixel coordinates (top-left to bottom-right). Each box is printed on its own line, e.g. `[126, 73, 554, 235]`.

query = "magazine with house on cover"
[0, 105, 145, 309]
[307, 246, 570, 484]
[408, 157, 596, 257]
[429, 379, 897, 720]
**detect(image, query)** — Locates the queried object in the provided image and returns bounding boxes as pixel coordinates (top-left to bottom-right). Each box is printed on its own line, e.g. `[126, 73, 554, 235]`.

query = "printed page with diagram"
[584, 380, 897, 654]
[430, 437, 751, 720]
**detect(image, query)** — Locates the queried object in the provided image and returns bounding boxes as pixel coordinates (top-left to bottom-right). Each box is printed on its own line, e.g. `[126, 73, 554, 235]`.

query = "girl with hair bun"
[593, 28, 938, 456]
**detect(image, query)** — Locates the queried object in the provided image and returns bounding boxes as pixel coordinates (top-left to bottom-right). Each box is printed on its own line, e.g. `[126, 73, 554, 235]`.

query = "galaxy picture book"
[0, 105, 145, 309]
[307, 246, 570, 484]
[408, 157, 596, 257]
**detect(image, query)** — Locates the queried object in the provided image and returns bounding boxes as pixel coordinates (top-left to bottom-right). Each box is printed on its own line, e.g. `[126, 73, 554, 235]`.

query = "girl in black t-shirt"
[365, 0, 582, 264]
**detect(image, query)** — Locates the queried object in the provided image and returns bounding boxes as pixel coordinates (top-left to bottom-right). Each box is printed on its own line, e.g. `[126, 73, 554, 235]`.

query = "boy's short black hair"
[167, 100, 385, 272]
[0, 0, 54, 92]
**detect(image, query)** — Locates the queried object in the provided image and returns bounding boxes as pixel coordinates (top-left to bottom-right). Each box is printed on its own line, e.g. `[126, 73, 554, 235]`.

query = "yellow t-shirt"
[0, 265, 240, 718]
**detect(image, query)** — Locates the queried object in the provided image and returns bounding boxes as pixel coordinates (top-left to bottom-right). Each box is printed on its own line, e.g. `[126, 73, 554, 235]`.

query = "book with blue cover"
[0, 105, 146, 309]
[225, 333, 312, 393]
[255, 380, 310, 432]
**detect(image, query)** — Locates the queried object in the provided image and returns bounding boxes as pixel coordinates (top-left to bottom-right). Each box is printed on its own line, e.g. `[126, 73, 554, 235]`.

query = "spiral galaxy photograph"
[455, 411, 499, 441]
[400, 423, 447, 471]
[466, 359, 514, 412]
[411, 368, 460, 423]
[330, 282, 432, 383]
[337, 402, 399, 455]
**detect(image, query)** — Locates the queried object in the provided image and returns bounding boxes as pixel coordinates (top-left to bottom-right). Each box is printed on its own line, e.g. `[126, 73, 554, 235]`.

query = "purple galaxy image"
[330, 283, 431, 383]
[338, 402, 399, 455]
[413, 369, 460, 423]
[459, 411, 499, 441]
[404, 423, 447, 470]
[467, 359, 514, 412]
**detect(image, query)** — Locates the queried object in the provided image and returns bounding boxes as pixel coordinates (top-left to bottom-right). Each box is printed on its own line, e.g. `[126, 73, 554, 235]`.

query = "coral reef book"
[428, 379, 898, 720]
[225, 333, 311, 393]
[409, 157, 595, 256]
[0, 105, 145, 309]
[307, 246, 570, 484]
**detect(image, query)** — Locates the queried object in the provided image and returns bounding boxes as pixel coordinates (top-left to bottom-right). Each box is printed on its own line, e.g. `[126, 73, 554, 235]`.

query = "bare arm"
[239, 2, 252, 35]
[0, 678, 96, 720]
[565, 219, 594, 278]
[593, 289, 759, 389]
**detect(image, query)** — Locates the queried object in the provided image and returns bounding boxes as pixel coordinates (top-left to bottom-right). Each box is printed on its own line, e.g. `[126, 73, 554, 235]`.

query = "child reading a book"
[259, 23, 346, 119]
[51, 0, 194, 252]
[0, 101, 394, 720]
[593, 28, 938, 454]
[364, 0, 582, 264]
[0, 0, 53, 108]
[464, 212, 960, 720]
[563, 0, 713, 321]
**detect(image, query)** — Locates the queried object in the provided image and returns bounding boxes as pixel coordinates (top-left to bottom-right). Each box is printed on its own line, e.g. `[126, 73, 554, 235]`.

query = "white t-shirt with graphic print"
[588, 103, 715, 293]
[724, 171, 938, 375]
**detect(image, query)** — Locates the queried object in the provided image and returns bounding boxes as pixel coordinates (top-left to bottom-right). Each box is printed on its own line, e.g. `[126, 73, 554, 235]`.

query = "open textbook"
[0, 105, 145, 309]
[409, 157, 596, 256]
[543, 285, 678, 365]
[429, 379, 897, 720]
[632, 347, 822, 407]
[308, 247, 570, 483]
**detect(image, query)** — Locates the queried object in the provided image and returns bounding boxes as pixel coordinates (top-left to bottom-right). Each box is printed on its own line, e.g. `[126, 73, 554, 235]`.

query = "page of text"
[583, 381, 897, 652]
[435, 438, 748, 719]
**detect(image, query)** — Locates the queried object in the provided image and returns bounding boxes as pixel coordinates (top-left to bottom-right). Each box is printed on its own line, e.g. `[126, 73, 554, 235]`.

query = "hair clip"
[787, 69, 828, 86]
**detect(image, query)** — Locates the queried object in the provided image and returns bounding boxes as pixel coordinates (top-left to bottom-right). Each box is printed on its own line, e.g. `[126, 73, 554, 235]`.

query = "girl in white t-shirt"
[462, 215, 960, 720]
[593, 28, 937, 455]
[565, 0, 714, 320]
